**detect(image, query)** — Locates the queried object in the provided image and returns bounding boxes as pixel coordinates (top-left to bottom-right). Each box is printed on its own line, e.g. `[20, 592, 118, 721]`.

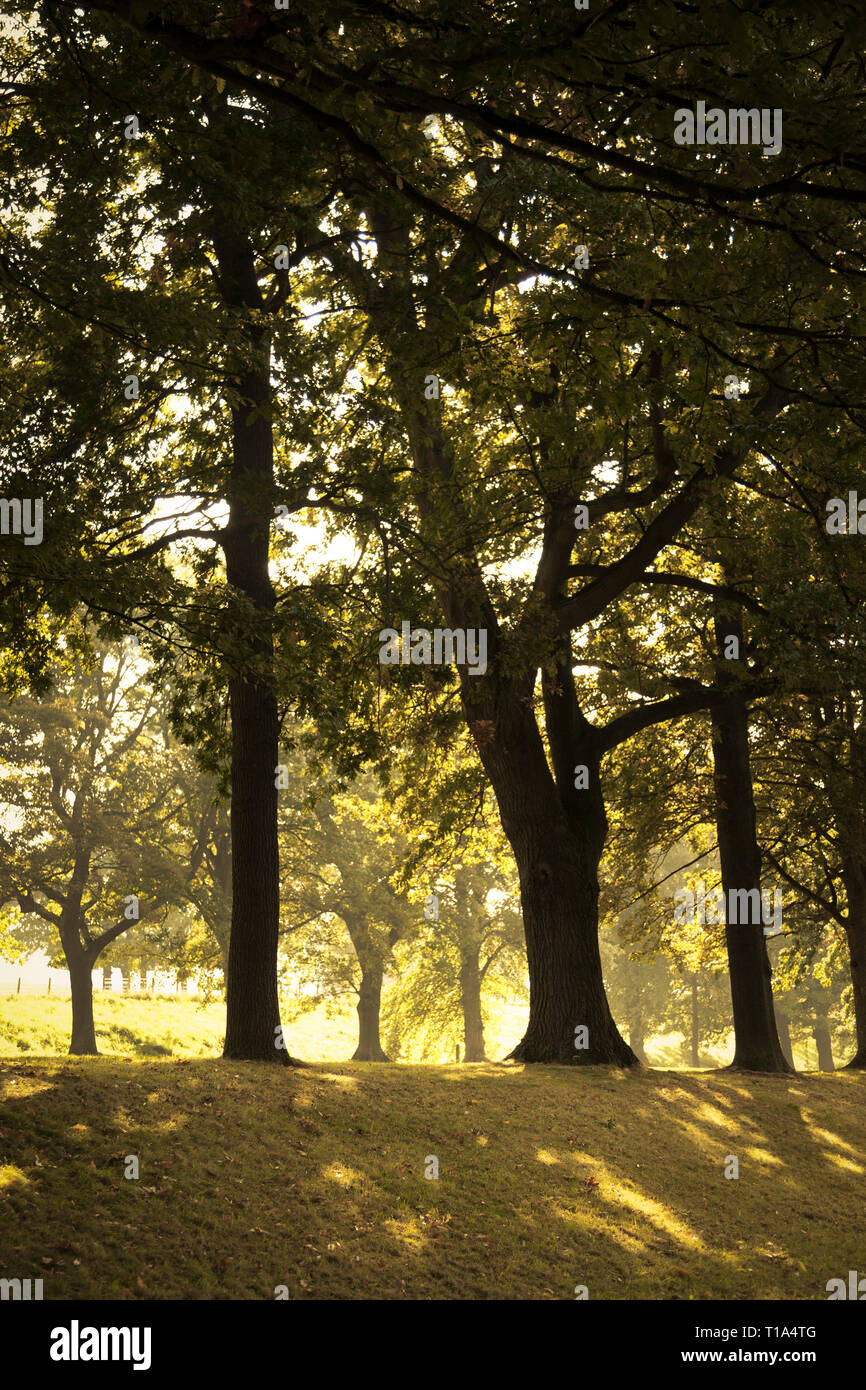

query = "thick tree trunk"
[712, 605, 789, 1072]
[352, 962, 389, 1062]
[471, 684, 635, 1065]
[813, 1019, 834, 1071]
[459, 946, 486, 1062]
[382, 271, 631, 1065]
[69, 949, 97, 1056]
[841, 857, 866, 1068]
[210, 214, 289, 1065]
[508, 815, 633, 1063]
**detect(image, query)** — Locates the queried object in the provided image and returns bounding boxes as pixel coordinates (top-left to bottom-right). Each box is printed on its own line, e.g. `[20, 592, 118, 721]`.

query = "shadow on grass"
[0, 1058, 863, 1300]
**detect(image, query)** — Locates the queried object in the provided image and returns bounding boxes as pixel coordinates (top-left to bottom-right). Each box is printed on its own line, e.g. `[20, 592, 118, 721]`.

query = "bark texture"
[210, 209, 288, 1064]
[841, 856, 866, 1068]
[712, 604, 789, 1072]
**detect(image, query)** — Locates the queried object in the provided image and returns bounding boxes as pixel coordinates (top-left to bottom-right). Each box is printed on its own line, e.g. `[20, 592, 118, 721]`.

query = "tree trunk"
[813, 1018, 834, 1071]
[352, 961, 389, 1062]
[209, 823, 232, 977]
[209, 212, 289, 1065]
[628, 1020, 648, 1065]
[121, 968, 130, 995]
[841, 856, 866, 1068]
[459, 946, 486, 1062]
[69, 948, 98, 1056]
[102, 964, 112, 992]
[774, 1009, 795, 1068]
[472, 683, 635, 1065]
[712, 604, 789, 1072]
[222, 670, 284, 1060]
[381, 272, 632, 1065]
[689, 976, 700, 1067]
[454, 866, 487, 1062]
[508, 806, 633, 1063]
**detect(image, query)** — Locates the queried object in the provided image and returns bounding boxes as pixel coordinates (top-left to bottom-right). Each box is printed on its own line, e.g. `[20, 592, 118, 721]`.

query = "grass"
[0, 993, 829, 1070]
[0, 994, 225, 1059]
[1, 996, 860, 1300]
[1, 1052, 864, 1300]
[0, 992, 532, 1064]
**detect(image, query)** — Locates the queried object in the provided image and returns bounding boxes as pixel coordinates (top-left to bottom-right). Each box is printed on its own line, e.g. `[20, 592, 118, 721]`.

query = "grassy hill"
[1, 1049, 863, 1300]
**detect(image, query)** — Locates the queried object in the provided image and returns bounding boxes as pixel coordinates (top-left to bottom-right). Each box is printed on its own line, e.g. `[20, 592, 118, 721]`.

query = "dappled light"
[0, 1164, 29, 1192]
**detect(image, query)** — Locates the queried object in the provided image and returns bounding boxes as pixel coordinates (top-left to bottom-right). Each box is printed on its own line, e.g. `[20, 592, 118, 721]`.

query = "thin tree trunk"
[774, 1009, 795, 1068]
[690, 976, 700, 1067]
[628, 1020, 648, 1065]
[102, 964, 112, 992]
[121, 968, 130, 995]
[712, 603, 789, 1072]
[841, 856, 866, 1068]
[352, 961, 389, 1062]
[813, 1018, 834, 1071]
[209, 210, 288, 1065]
[459, 946, 486, 1062]
[454, 866, 487, 1062]
[210, 826, 232, 978]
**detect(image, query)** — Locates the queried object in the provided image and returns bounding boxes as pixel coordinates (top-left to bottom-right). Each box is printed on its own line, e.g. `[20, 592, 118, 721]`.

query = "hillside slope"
[1, 1057, 863, 1300]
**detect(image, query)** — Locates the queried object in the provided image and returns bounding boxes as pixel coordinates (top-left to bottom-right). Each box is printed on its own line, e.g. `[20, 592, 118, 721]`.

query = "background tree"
[0, 631, 209, 1051]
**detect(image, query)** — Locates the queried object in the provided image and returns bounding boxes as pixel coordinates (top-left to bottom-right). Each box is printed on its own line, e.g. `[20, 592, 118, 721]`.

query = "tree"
[273, 756, 419, 1056]
[0, 633, 207, 1051]
[383, 871, 526, 1065]
[5, 0, 864, 1069]
[0, 8, 346, 1061]
[312, 148, 803, 1064]
[279, 771, 416, 1061]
